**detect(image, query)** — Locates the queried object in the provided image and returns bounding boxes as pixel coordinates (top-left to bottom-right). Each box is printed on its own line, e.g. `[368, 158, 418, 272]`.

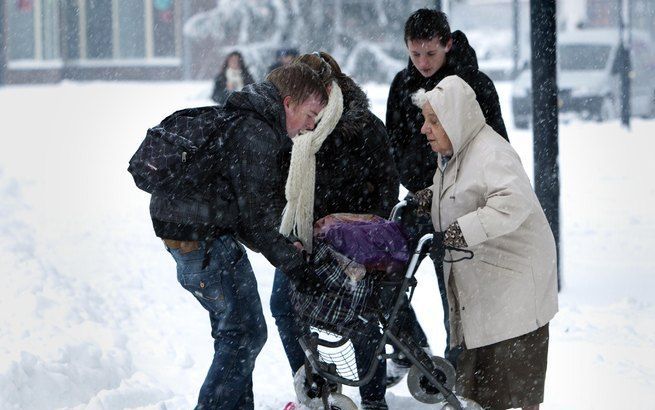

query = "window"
[7, 1, 36, 60]
[117, 0, 146, 58]
[85, 0, 113, 59]
[152, 0, 176, 57]
[7, 0, 61, 62]
[559, 44, 612, 71]
[76, 0, 179, 60]
[62, 0, 81, 59]
[7, 0, 179, 63]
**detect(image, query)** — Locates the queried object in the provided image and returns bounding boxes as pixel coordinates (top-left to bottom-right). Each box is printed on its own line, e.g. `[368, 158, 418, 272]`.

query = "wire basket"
[310, 327, 361, 381]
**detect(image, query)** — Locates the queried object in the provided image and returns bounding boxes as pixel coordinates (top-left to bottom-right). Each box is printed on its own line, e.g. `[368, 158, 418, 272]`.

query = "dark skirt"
[456, 324, 550, 410]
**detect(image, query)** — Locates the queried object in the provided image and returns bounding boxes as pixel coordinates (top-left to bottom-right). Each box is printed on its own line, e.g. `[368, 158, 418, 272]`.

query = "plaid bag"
[291, 240, 376, 331]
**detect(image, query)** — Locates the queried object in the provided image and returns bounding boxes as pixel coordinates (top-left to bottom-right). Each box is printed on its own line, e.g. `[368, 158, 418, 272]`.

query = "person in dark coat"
[310, 56, 398, 222]
[267, 47, 299, 74]
[383, 8, 510, 385]
[149, 63, 328, 410]
[387, 9, 508, 194]
[270, 52, 399, 410]
[211, 51, 255, 105]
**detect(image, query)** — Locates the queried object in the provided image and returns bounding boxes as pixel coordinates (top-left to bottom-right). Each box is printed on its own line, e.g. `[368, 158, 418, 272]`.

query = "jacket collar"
[224, 81, 288, 138]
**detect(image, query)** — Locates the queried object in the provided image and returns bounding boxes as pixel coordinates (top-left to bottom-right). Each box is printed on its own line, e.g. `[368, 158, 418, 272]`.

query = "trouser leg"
[171, 237, 266, 410]
[270, 268, 307, 374]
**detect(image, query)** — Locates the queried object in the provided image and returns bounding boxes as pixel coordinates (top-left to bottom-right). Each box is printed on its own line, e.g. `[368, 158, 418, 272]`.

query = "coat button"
[200, 281, 205, 288]
[462, 306, 465, 311]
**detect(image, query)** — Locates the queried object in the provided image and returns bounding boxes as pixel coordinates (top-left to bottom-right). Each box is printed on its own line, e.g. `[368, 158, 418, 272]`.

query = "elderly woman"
[413, 75, 558, 410]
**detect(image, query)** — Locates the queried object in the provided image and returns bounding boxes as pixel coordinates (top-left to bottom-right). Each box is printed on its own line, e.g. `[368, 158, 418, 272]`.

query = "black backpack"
[128, 106, 239, 198]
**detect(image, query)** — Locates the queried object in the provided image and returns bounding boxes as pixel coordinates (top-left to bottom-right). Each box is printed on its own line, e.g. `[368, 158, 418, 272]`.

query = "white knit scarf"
[279, 81, 344, 253]
[225, 67, 244, 91]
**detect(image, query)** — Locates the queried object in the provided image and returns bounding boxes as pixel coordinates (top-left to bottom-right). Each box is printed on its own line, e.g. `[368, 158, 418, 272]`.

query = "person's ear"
[283, 95, 294, 110]
[445, 38, 453, 53]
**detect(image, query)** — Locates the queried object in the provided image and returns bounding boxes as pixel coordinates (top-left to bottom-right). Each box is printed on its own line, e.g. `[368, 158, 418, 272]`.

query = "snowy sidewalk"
[1, 81, 654, 409]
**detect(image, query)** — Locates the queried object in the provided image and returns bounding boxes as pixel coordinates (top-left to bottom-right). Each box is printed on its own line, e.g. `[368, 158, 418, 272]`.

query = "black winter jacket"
[386, 30, 508, 192]
[150, 82, 305, 273]
[308, 77, 399, 220]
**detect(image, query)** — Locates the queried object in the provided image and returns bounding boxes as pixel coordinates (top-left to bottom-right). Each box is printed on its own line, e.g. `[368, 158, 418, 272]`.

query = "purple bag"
[314, 213, 410, 273]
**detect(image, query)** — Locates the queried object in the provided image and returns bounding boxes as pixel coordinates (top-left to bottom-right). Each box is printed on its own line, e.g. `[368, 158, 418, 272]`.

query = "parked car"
[511, 29, 655, 129]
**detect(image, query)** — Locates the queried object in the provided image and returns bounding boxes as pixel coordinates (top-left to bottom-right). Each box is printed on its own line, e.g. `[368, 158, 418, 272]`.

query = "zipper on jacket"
[438, 164, 446, 233]
[437, 158, 452, 232]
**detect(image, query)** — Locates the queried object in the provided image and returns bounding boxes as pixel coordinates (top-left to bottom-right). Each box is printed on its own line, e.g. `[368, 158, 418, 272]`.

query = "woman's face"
[420, 102, 453, 156]
[227, 54, 241, 69]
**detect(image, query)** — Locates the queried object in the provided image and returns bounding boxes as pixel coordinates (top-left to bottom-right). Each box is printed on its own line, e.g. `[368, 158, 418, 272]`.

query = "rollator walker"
[291, 200, 480, 410]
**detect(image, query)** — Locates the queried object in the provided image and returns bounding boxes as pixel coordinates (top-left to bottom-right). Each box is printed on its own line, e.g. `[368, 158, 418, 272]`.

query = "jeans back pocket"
[181, 270, 224, 303]
[171, 243, 227, 313]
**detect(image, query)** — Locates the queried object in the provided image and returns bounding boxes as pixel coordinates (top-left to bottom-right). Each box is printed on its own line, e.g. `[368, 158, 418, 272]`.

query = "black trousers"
[395, 200, 462, 366]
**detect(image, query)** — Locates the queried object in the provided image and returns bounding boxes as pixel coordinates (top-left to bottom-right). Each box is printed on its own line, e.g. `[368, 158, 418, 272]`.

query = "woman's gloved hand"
[413, 188, 433, 216]
[444, 221, 468, 248]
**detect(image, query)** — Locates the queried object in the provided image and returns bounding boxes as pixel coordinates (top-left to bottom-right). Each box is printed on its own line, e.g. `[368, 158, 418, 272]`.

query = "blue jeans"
[270, 268, 386, 405]
[168, 236, 267, 410]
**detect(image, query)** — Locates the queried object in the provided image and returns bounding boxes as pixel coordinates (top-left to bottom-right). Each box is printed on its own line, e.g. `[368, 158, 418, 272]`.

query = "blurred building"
[4, 0, 651, 85]
[0, 0, 208, 84]
[0, 0, 423, 85]
[585, 0, 655, 37]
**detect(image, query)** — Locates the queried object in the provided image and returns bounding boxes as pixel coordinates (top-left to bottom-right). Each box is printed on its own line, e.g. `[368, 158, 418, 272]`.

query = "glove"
[412, 188, 433, 217]
[431, 224, 473, 268]
[443, 221, 468, 248]
[285, 263, 326, 297]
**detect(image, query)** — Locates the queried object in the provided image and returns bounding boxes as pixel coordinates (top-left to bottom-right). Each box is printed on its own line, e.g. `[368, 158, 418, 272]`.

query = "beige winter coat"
[427, 76, 558, 349]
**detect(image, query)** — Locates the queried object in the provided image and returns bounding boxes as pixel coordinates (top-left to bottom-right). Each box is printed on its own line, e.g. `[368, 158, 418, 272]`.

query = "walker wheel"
[440, 396, 484, 410]
[293, 365, 343, 407]
[406, 355, 456, 404]
[326, 392, 358, 410]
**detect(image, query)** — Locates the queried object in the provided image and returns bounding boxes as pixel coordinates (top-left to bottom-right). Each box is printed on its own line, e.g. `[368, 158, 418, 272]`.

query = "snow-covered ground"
[1, 80, 654, 410]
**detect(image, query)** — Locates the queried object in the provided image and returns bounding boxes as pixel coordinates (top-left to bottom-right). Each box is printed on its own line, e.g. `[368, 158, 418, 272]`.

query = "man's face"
[407, 37, 452, 78]
[420, 102, 453, 156]
[280, 55, 295, 65]
[283, 94, 325, 137]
